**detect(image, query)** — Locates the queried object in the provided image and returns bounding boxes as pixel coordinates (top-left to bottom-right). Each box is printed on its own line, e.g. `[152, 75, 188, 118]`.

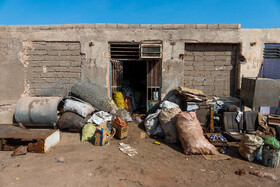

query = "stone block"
[204, 56, 215, 61]
[62, 73, 80, 78]
[194, 66, 204, 71]
[55, 67, 69, 72]
[60, 61, 71, 66]
[196, 24, 207, 29]
[185, 24, 197, 29]
[106, 23, 118, 29]
[184, 56, 194, 61]
[207, 24, 219, 29]
[117, 24, 129, 29]
[69, 67, 81, 72]
[45, 56, 68, 61]
[218, 24, 230, 29]
[71, 61, 81, 66]
[28, 56, 45, 61]
[162, 24, 174, 30]
[40, 72, 56, 78]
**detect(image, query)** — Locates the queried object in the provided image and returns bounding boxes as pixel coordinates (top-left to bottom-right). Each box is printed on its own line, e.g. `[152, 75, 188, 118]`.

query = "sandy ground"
[0, 122, 280, 187]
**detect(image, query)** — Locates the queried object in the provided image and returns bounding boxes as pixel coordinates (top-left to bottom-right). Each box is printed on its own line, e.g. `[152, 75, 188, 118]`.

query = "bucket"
[262, 145, 280, 168]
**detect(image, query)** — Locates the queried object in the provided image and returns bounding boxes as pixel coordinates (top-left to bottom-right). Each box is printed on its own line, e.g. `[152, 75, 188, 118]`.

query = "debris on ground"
[118, 143, 138, 156]
[249, 170, 279, 181]
[235, 169, 246, 175]
[11, 146, 28, 157]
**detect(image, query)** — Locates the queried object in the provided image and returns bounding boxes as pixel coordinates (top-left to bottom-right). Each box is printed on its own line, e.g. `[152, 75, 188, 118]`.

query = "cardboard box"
[112, 117, 128, 139]
[94, 122, 111, 146]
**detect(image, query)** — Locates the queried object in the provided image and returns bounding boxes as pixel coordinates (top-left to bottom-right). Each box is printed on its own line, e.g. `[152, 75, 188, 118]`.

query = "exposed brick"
[69, 67, 81, 72]
[45, 56, 68, 61]
[71, 61, 81, 66]
[41, 72, 56, 78]
[43, 78, 56, 83]
[204, 56, 215, 61]
[60, 61, 71, 66]
[67, 56, 81, 61]
[184, 56, 194, 61]
[55, 67, 69, 72]
[62, 73, 80, 78]
[26, 50, 47, 55]
[28, 56, 45, 61]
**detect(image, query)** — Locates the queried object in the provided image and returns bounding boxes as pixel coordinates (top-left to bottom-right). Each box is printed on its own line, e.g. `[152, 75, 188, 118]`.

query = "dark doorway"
[123, 61, 147, 113]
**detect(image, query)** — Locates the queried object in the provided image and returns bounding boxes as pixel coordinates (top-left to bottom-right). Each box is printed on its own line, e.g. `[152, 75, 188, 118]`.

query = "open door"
[146, 60, 161, 112]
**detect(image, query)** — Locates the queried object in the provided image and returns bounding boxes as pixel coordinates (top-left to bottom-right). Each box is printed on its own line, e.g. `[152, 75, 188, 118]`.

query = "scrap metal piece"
[0, 124, 60, 153]
[14, 96, 63, 127]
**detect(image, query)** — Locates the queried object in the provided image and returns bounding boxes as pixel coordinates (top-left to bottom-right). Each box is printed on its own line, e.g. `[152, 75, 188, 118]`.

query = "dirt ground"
[0, 122, 280, 187]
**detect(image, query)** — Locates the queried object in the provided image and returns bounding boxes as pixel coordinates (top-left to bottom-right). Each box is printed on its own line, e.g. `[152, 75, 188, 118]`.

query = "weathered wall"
[183, 44, 237, 97]
[0, 23, 241, 105]
[240, 29, 280, 79]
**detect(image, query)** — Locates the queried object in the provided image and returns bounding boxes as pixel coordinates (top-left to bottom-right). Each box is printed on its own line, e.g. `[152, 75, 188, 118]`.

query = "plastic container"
[262, 146, 280, 168]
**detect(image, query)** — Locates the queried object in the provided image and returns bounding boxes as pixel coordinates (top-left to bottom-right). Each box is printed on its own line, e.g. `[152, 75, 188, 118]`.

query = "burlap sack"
[159, 107, 181, 143]
[175, 111, 219, 155]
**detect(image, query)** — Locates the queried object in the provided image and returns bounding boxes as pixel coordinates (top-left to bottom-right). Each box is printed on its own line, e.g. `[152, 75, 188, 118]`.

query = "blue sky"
[0, 0, 279, 28]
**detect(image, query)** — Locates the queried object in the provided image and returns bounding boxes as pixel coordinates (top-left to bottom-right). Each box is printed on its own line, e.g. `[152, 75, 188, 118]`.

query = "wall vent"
[263, 44, 280, 59]
[110, 43, 140, 60]
[140, 44, 162, 59]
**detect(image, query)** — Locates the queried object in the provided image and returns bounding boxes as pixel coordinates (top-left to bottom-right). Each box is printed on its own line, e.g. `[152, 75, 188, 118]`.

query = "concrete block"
[28, 56, 45, 61]
[71, 61, 81, 66]
[207, 24, 219, 29]
[62, 73, 81, 78]
[173, 24, 185, 29]
[128, 24, 139, 29]
[214, 79, 225, 86]
[204, 56, 215, 61]
[215, 56, 227, 61]
[67, 56, 81, 61]
[45, 43, 69, 50]
[40, 72, 56, 78]
[95, 23, 107, 29]
[106, 23, 118, 29]
[68, 44, 81, 51]
[55, 67, 69, 72]
[194, 66, 204, 71]
[196, 24, 207, 29]
[45, 56, 68, 61]
[26, 50, 47, 55]
[218, 24, 230, 29]
[69, 67, 81, 72]
[194, 56, 204, 61]
[43, 61, 60, 66]
[150, 24, 162, 30]
[185, 24, 197, 29]
[57, 78, 70, 83]
[229, 24, 241, 29]
[117, 24, 129, 29]
[43, 78, 56, 83]
[203, 79, 214, 86]
[184, 52, 193, 56]
[162, 24, 174, 30]
[60, 61, 71, 66]
[184, 56, 194, 61]
[139, 24, 152, 29]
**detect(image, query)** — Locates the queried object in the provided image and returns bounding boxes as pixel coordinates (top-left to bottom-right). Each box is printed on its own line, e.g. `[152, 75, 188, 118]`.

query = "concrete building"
[0, 24, 280, 122]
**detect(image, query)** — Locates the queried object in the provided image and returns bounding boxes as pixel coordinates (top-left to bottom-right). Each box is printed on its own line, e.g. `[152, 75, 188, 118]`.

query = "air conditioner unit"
[140, 44, 162, 59]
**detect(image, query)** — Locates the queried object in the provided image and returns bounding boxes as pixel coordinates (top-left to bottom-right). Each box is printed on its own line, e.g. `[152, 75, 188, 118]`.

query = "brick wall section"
[183, 44, 237, 97]
[26, 41, 82, 96]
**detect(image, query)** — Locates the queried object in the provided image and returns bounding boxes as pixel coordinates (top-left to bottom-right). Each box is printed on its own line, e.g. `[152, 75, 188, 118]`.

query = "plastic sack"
[264, 136, 280, 149]
[113, 92, 125, 109]
[159, 107, 181, 143]
[116, 108, 132, 122]
[159, 101, 179, 110]
[87, 111, 113, 125]
[81, 123, 97, 142]
[63, 99, 95, 118]
[239, 134, 263, 161]
[144, 109, 164, 136]
[175, 112, 219, 155]
[57, 112, 88, 131]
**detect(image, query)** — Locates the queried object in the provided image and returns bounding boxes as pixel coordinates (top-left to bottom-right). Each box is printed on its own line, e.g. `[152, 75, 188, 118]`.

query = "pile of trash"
[14, 79, 132, 146]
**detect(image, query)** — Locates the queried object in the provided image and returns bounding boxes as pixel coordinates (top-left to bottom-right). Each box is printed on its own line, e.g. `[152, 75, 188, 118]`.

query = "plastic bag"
[239, 134, 263, 161]
[175, 112, 219, 155]
[113, 92, 125, 108]
[144, 109, 164, 136]
[159, 107, 181, 143]
[81, 123, 97, 142]
[87, 111, 113, 125]
[264, 136, 280, 149]
[63, 99, 95, 118]
[159, 101, 179, 110]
